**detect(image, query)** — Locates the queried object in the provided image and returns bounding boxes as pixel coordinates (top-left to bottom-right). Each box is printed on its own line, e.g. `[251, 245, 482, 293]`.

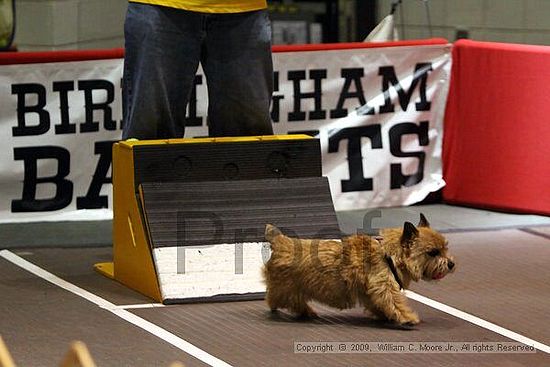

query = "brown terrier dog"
[263, 214, 455, 326]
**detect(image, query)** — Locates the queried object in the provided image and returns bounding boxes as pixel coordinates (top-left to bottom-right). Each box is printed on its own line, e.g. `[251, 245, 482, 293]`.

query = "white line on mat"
[111, 303, 166, 310]
[405, 290, 550, 354]
[0, 250, 232, 367]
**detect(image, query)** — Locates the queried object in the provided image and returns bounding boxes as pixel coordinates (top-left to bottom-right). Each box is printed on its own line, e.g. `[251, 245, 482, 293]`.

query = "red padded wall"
[443, 40, 550, 215]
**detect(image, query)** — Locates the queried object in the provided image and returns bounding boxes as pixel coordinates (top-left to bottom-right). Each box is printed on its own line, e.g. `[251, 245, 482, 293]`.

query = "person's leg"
[122, 3, 203, 139]
[201, 10, 274, 137]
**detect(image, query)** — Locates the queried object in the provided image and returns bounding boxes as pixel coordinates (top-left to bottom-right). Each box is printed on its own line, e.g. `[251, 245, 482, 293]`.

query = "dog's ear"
[418, 213, 430, 228]
[401, 221, 419, 245]
[265, 224, 283, 241]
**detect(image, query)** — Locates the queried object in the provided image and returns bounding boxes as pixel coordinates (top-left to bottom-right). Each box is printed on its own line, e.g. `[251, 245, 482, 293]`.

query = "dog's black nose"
[448, 261, 455, 270]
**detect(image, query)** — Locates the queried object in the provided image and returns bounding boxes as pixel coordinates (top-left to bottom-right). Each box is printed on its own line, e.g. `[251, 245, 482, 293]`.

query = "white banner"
[0, 43, 451, 223]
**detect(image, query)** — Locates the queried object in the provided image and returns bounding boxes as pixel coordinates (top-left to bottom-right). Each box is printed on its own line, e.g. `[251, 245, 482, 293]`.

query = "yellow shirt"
[129, 0, 267, 13]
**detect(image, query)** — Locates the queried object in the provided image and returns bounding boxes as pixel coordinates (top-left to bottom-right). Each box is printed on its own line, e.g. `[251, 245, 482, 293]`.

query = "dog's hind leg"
[265, 288, 282, 312]
[266, 288, 317, 318]
[288, 296, 318, 319]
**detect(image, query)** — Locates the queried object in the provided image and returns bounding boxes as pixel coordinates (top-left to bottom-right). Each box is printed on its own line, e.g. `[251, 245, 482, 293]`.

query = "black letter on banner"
[389, 121, 429, 189]
[288, 69, 327, 121]
[53, 81, 77, 134]
[271, 71, 284, 123]
[11, 146, 73, 212]
[378, 63, 433, 113]
[76, 140, 115, 209]
[11, 83, 50, 136]
[185, 75, 203, 126]
[328, 125, 382, 192]
[330, 68, 373, 118]
[78, 80, 116, 132]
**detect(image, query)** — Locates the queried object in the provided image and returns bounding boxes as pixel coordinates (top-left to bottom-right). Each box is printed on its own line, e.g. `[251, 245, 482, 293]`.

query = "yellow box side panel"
[111, 143, 162, 301]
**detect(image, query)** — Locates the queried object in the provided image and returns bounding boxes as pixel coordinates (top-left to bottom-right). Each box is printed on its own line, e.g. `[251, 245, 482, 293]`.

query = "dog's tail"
[265, 224, 283, 242]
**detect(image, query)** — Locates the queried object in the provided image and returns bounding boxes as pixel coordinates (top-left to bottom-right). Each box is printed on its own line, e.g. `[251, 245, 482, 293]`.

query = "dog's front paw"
[401, 312, 420, 326]
[369, 313, 388, 322]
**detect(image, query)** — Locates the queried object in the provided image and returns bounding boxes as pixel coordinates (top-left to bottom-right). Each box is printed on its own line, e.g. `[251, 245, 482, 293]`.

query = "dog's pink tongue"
[432, 273, 445, 280]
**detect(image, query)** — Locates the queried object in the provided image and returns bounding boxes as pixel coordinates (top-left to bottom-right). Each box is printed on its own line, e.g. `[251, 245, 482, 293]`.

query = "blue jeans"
[122, 3, 274, 139]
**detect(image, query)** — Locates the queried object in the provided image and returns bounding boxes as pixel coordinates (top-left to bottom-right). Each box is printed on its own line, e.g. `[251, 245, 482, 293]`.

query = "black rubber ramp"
[140, 177, 342, 247]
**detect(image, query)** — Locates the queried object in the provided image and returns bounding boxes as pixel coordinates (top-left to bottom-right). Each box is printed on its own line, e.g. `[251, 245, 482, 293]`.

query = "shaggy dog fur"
[263, 214, 455, 326]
